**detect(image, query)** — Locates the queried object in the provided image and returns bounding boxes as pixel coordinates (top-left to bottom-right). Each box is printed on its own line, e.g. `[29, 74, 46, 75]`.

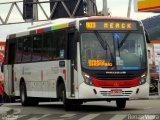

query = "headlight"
[139, 73, 147, 85]
[82, 72, 93, 86]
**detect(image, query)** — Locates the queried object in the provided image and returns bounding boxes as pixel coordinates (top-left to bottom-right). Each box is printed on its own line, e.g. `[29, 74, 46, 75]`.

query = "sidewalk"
[0, 105, 14, 115]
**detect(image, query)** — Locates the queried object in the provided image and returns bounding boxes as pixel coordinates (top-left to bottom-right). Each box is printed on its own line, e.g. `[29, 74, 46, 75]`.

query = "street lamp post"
[102, 0, 109, 16]
[127, 0, 132, 17]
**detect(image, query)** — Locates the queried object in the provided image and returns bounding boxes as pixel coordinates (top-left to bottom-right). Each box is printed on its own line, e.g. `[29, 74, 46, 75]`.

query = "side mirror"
[145, 30, 150, 43]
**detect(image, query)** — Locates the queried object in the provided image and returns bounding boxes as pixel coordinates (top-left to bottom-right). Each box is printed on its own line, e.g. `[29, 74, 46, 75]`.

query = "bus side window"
[42, 32, 53, 61]
[15, 37, 23, 63]
[22, 36, 32, 62]
[32, 34, 42, 62]
[53, 30, 66, 59]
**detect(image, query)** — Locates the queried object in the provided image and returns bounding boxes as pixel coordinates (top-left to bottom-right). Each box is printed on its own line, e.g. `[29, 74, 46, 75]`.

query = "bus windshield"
[80, 31, 147, 70]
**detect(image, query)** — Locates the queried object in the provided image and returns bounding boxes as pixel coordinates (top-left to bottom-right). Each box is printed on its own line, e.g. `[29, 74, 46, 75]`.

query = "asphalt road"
[1, 99, 160, 120]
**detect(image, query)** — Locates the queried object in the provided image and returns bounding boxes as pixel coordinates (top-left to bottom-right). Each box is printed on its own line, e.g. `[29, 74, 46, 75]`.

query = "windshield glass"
[80, 32, 147, 70]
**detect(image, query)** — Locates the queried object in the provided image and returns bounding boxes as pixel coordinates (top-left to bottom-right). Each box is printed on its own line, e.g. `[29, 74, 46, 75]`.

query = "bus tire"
[10, 97, 15, 103]
[116, 99, 126, 109]
[29, 97, 39, 106]
[61, 84, 72, 111]
[20, 82, 29, 106]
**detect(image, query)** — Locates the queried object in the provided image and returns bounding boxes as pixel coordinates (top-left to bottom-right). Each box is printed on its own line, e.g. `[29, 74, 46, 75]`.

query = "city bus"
[3, 16, 149, 110]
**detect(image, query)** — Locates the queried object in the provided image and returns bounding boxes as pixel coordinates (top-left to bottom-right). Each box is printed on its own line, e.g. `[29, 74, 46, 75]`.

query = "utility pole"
[102, 0, 109, 16]
[127, 0, 132, 17]
[33, 0, 38, 21]
[86, 0, 96, 16]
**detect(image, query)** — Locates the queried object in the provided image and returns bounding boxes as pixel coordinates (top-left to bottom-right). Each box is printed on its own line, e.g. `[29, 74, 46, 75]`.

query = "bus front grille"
[100, 90, 133, 96]
[95, 74, 136, 80]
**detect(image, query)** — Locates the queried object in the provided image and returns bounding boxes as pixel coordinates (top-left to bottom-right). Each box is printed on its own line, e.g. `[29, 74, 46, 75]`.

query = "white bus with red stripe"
[3, 16, 149, 110]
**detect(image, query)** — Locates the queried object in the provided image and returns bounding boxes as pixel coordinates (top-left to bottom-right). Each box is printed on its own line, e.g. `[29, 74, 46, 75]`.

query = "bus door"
[68, 31, 77, 97]
[4, 41, 16, 97]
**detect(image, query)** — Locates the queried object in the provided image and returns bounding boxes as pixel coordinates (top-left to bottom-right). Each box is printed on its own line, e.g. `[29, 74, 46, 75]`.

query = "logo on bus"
[106, 71, 126, 74]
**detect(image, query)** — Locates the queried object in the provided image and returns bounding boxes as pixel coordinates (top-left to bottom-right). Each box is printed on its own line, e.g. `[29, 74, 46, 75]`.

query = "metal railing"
[0, 0, 87, 25]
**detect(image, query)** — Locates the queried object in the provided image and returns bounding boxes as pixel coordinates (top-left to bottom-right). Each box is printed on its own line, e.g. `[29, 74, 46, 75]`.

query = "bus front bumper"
[78, 82, 149, 100]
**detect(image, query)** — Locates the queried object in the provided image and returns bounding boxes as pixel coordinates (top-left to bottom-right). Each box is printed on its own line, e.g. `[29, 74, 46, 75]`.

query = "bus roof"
[7, 18, 77, 39]
[7, 16, 139, 39]
[87, 16, 133, 20]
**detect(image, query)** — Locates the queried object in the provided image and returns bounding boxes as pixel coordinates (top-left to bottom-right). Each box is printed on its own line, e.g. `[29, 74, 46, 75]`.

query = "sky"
[0, 0, 159, 41]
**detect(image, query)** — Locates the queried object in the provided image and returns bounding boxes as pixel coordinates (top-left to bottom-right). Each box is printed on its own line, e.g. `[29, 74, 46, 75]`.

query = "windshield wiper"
[94, 31, 107, 50]
[94, 31, 114, 67]
[94, 30, 112, 53]
[118, 31, 130, 49]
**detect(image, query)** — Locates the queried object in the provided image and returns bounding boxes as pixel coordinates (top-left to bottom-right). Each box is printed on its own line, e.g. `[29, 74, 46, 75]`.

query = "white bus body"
[3, 16, 149, 110]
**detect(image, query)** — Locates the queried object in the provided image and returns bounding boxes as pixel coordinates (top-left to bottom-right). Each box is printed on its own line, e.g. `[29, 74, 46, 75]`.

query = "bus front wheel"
[61, 85, 72, 111]
[116, 99, 126, 109]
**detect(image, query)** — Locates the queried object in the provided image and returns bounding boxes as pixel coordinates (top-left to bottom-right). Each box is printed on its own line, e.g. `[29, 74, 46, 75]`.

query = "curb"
[148, 96, 160, 100]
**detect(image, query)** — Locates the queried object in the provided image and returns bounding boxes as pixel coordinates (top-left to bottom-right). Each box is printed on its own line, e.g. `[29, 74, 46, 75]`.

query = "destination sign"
[80, 20, 138, 31]
[88, 59, 113, 67]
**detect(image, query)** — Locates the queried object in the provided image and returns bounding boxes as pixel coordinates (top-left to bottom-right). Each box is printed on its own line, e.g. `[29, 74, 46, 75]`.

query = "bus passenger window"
[32, 35, 42, 62]
[42, 32, 53, 61]
[15, 38, 23, 63]
[22, 37, 32, 62]
[53, 31, 66, 59]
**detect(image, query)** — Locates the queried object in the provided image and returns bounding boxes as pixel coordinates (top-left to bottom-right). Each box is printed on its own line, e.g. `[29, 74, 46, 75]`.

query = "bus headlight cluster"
[82, 72, 93, 86]
[139, 73, 147, 85]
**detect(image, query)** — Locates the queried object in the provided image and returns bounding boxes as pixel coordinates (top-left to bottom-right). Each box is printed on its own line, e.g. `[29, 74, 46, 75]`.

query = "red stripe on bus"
[37, 28, 44, 33]
[91, 77, 140, 88]
[63, 69, 66, 80]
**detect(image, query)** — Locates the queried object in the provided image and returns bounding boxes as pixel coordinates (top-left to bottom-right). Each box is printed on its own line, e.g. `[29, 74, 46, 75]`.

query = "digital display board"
[88, 59, 113, 67]
[80, 20, 138, 31]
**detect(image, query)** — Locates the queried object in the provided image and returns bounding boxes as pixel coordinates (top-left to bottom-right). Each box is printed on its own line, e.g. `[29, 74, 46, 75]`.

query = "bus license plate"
[111, 89, 122, 95]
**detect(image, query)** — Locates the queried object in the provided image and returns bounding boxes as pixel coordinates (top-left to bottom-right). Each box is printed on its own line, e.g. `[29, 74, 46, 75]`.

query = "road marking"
[109, 115, 127, 120]
[27, 118, 38, 120]
[29, 117, 64, 120]
[36, 114, 51, 120]
[60, 113, 76, 118]
[78, 114, 100, 120]
[15, 115, 26, 119]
